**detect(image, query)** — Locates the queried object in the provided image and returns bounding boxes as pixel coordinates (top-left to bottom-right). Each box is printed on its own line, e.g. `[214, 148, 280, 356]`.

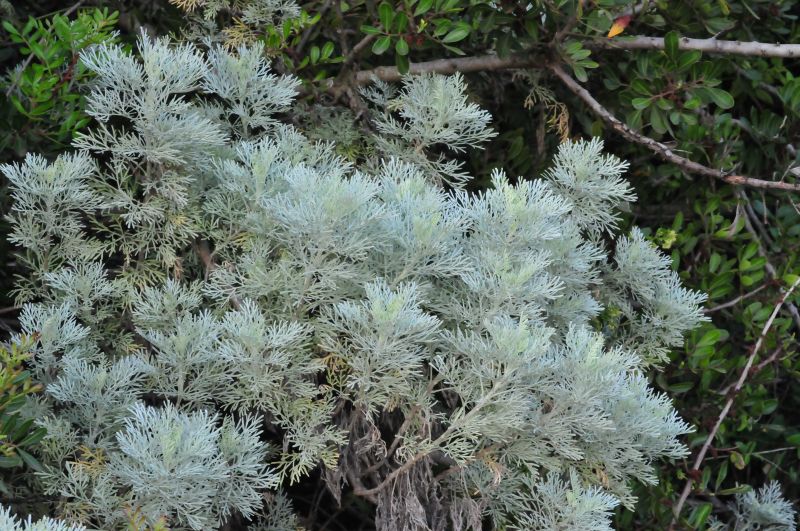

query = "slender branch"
[704, 283, 770, 313]
[329, 31, 800, 92]
[549, 63, 800, 192]
[336, 31, 800, 89]
[708, 443, 793, 459]
[324, 51, 547, 88]
[342, 34, 376, 67]
[753, 347, 783, 374]
[620, 1, 652, 17]
[353, 380, 504, 498]
[362, 404, 422, 477]
[588, 35, 800, 59]
[553, 0, 584, 43]
[671, 277, 800, 524]
[433, 443, 502, 482]
[741, 193, 775, 247]
[195, 240, 242, 309]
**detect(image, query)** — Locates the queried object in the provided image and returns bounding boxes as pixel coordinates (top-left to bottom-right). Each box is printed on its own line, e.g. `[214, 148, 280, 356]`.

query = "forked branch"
[549, 63, 800, 192]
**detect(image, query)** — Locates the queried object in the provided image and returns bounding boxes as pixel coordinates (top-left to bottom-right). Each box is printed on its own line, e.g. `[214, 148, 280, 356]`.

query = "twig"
[588, 35, 800, 58]
[195, 240, 242, 309]
[753, 347, 784, 374]
[341, 34, 376, 67]
[704, 283, 770, 313]
[553, 0, 584, 43]
[707, 444, 795, 459]
[336, 32, 800, 87]
[620, 1, 652, 17]
[41, 0, 84, 19]
[328, 32, 800, 92]
[549, 63, 800, 192]
[351, 445, 429, 498]
[671, 277, 800, 524]
[324, 51, 547, 88]
[0, 495, 60, 504]
[5, 55, 34, 98]
[353, 380, 504, 498]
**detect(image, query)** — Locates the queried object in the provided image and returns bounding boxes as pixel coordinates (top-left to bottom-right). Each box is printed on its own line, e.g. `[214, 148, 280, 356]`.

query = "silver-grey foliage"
[0, 31, 756, 530]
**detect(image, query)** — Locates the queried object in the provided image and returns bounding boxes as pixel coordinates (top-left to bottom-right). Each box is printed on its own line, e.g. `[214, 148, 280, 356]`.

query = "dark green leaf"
[2, 21, 19, 36]
[395, 53, 410, 75]
[360, 25, 382, 35]
[677, 50, 702, 70]
[395, 38, 409, 56]
[16, 448, 43, 472]
[19, 427, 46, 448]
[321, 41, 334, 60]
[379, 3, 394, 29]
[689, 503, 712, 527]
[668, 382, 694, 394]
[707, 87, 734, 109]
[650, 106, 667, 134]
[664, 31, 680, 60]
[442, 26, 469, 44]
[394, 12, 408, 33]
[414, 0, 433, 16]
[0, 455, 22, 468]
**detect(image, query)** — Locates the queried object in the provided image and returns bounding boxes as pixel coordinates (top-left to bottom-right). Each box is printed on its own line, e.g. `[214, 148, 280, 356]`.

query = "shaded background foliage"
[0, 0, 798, 529]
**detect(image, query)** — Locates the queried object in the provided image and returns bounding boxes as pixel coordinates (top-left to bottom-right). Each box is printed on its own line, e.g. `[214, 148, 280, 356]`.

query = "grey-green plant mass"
[1, 30, 794, 531]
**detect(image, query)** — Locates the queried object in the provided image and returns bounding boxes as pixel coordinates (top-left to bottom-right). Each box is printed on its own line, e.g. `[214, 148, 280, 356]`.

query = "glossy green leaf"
[395, 38, 409, 56]
[379, 3, 394, 29]
[442, 26, 469, 44]
[414, 0, 433, 16]
[372, 36, 391, 55]
[664, 31, 680, 59]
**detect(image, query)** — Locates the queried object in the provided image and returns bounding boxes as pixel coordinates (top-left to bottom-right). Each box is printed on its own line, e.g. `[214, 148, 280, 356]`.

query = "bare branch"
[589, 35, 800, 58]
[753, 347, 784, 374]
[549, 63, 800, 192]
[339, 32, 800, 89]
[704, 282, 770, 314]
[671, 277, 800, 524]
[323, 52, 546, 87]
[325, 31, 799, 97]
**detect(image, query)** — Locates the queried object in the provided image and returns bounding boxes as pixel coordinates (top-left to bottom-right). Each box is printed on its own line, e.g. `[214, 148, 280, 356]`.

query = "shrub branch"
[671, 276, 800, 524]
[548, 63, 800, 192]
[588, 35, 800, 58]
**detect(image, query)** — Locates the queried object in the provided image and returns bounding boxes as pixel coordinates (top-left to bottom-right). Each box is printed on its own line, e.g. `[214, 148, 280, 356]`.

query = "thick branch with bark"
[588, 35, 800, 58]
[335, 32, 800, 87]
[549, 63, 800, 192]
[324, 52, 546, 87]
